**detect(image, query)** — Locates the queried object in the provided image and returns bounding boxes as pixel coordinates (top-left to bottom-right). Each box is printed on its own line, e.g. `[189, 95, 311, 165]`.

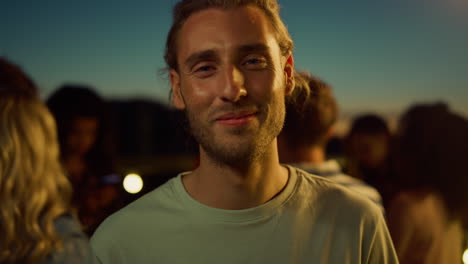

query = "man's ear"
[283, 54, 295, 96]
[170, 69, 186, 110]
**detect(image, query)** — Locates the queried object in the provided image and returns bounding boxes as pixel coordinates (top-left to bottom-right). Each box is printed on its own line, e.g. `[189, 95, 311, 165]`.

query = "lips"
[216, 111, 256, 121]
[214, 111, 258, 126]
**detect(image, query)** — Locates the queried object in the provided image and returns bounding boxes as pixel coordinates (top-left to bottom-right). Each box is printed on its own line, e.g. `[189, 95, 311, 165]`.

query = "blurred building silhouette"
[107, 99, 197, 199]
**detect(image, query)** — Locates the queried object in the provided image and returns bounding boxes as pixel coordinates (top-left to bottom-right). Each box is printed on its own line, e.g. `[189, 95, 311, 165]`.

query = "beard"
[184, 95, 286, 167]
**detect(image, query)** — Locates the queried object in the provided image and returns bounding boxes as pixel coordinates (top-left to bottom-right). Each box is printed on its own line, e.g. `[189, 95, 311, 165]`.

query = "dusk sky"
[2, 0, 467, 117]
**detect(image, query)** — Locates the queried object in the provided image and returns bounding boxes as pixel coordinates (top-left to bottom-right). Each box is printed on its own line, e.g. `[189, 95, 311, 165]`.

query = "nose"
[221, 65, 247, 102]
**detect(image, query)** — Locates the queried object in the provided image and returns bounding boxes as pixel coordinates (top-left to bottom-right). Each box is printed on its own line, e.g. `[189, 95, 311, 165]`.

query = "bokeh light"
[123, 173, 143, 194]
[463, 249, 468, 264]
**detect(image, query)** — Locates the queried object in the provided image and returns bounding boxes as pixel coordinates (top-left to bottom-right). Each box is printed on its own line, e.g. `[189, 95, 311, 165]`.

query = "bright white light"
[463, 249, 468, 264]
[123, 173, 143, 194]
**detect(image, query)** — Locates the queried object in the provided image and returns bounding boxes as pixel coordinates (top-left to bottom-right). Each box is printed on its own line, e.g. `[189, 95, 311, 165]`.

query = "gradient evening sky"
[2, 0, 467, 116]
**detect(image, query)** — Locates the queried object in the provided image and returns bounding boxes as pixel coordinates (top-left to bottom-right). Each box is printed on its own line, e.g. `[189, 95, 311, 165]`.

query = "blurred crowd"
[1, 56, 467, 263]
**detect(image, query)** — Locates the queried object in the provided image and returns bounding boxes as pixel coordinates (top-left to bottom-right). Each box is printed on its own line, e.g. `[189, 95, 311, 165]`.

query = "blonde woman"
[0, 58, 91, 264]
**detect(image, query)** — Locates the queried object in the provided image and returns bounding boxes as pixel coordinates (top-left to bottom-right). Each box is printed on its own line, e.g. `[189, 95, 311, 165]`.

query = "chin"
[206, 138, 267, 166]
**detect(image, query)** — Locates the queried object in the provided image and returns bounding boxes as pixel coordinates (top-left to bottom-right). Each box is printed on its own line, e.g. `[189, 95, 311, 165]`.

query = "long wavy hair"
[0, 60, 73, 264]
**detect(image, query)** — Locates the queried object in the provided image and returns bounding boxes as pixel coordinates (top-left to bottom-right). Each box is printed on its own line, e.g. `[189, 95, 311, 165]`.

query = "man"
[91, 1, 398, 263]
[278, 72, 384, 212]
[345, 114, 394, 205]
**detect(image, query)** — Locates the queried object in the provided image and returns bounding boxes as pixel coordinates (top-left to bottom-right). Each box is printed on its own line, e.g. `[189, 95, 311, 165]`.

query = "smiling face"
[170, 5, 294, 166]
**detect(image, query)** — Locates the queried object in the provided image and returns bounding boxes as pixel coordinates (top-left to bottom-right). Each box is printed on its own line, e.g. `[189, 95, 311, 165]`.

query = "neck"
[182, 140, 289, 210]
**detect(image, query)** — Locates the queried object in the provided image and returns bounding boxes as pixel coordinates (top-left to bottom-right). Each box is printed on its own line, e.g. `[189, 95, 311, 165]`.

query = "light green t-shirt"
[91, 165, 398, 264]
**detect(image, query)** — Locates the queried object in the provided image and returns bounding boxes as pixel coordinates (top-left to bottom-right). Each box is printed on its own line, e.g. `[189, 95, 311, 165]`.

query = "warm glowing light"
[463, 249, 468, 264]
[123, 173, 143, 194]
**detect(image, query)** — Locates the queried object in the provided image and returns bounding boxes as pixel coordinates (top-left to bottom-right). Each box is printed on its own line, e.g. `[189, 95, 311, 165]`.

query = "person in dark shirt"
[47, 85, 122, 235]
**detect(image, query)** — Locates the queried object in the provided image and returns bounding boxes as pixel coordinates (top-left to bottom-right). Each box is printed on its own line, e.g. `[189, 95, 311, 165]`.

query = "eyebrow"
[238, 43, 270, 54]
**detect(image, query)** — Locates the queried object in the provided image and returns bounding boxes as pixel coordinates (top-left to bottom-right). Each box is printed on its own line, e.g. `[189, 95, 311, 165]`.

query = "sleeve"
[365, 214, 400, 264]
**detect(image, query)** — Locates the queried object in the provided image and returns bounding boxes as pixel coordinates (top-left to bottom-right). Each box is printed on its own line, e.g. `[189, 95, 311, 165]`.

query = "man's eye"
[195, 65, 215, 72]
[242, 57, 267, 69]
[192, 64, 216, 78]
[245, 59, 262, 64]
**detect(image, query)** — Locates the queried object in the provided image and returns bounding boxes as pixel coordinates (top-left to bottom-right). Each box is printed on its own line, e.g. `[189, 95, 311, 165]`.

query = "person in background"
[387, 103, 468, 264]
[0, 57, 92, 263]
[345, 114, 394, 206]
[46, 85, 122, 236]
[278, 72, 383, 211]
[90, 1, 398, 263]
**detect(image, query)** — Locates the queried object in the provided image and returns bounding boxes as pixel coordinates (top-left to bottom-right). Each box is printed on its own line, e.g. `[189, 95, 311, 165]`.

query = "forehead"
[71, 117, 98, 128]
[176, 6, 280, 64]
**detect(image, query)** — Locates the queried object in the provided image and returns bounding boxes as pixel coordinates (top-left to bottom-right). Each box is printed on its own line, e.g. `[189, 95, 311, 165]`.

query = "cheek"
[191, 83, 212, 99]
[181, 78, 221, 118]
[67, 134, 78, 147]
[245, 70, 279, 93]
[181, 77, 215, 106]
[84, 134, 97, 147]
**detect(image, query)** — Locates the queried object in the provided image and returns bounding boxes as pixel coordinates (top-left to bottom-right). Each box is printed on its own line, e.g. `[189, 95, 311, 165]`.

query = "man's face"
[170, 6, 294, 165]
[349, 133, 389, 169]
[66, 117, 98, 156]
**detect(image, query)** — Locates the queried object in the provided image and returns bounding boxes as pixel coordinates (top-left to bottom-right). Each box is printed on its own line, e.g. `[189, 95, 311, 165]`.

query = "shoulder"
[292, 166, 390, 256]
[90, 176, 182, 253]
[328, 173, 383, 207]
[293, 167, 383, 221]
[94, 175, 178, 230]
[45, 214, 93, 264]
[388, 190, 446, 224]
[295, 167, 363, 203]
[388, 190, 434, 214]
[54, 213, 84, 236]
